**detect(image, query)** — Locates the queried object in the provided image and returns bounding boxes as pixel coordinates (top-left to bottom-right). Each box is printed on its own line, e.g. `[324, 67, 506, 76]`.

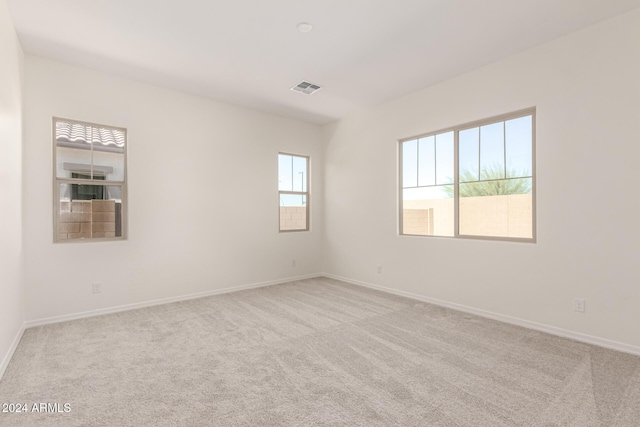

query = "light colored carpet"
[1, 277, 639, 426]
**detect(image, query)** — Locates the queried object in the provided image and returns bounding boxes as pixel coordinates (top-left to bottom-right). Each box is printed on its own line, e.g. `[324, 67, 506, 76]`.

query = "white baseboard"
[322, 273, 640, 357]
[25, 273, 322, 329]
[0, 324, 26, 381]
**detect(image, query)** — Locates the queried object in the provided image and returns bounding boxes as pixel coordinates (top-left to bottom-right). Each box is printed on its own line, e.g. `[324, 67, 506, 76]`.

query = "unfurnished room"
[1, 1, 640, 426]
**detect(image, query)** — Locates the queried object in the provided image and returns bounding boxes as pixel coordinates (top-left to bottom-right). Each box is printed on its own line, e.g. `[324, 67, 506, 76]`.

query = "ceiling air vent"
[291, 81, 322, 95]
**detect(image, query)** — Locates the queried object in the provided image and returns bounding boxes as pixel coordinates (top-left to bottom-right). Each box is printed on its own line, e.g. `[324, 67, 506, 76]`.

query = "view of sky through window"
[401, 112, 533, 239]
[278, 154, 307, 206]
[402, 116, 532, 199]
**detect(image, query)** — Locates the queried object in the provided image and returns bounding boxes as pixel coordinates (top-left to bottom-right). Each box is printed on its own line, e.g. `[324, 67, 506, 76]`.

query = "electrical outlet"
[377, 265, 382, 274]
[92, 283, 102, 294]
[572, 297, 585, 313]
[292, 259, 296, 268]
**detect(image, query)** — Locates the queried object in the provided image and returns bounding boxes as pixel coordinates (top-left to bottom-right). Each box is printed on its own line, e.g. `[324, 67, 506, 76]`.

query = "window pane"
[505, 115, 532, 178]
[93, 149, 125, 181]
[91, 126, 125, 181]
[55, 121, 125, 181]
[279, 194, 307, 231]
[402, 140, 418, 188]
[292, 156, 307, 192]
[56, 146, 93, 179]
[402, 186, 453, 236]
[58, 183, 123, 240]
[417, 136, 435, 187]
[459, 178, 532, 238]
[436, 131, 454, 185]
[278, 154, 292, 191]
[459, 127, 479, 182]
[71, 177, 104, 200]
[480, 122, 505, 180]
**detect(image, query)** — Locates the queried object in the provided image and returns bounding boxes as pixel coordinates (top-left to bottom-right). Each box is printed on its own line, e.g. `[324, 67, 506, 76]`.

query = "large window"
[278, 153, 309, 232]
[53, 118, 127, 242]
[400, 109, 535, 241]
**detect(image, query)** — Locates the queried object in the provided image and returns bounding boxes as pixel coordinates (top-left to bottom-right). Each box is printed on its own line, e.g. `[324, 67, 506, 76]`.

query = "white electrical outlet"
[572, 297, 585, 313]
[377, 265, 382, 274]
[92, 283, 102, 294]
[292, 259, 296, 268]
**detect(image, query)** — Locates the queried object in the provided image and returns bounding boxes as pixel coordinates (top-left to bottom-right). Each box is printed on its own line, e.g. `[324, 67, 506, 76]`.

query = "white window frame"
[399, 108, 536, 243]
[53, 117, 128, 243]
[278, 152, 310, 232]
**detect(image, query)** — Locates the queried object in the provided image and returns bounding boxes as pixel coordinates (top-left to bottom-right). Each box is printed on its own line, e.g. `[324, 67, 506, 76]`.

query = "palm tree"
[442, 165, 531, 197]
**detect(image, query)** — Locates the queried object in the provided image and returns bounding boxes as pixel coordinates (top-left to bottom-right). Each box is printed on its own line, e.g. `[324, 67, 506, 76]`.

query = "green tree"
[442, 165, 531, 197]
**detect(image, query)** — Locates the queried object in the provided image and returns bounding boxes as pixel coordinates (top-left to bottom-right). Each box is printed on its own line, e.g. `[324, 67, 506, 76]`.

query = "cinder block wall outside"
[58, 200, 116, 240]
[403, 199, 454, 236]
[91, 200, 116, 238]
[280, 206, 307, 230]
[403, 194, 532, 238]
[403, 208, 434, 235]
[58, 196, 529, 238]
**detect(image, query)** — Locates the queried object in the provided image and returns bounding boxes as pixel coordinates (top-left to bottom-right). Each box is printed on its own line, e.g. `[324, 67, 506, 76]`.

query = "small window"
[400, 109, 535, 242]
[278, 153, 309, 232]
[53, 118, 127, 242]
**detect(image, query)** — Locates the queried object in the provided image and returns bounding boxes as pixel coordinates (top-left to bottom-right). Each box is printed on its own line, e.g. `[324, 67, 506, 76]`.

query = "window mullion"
[477, 126, 481, 181]
[90, 126, 94, 181]
[434, 135, 437, 185]
[416, 138, 420, 186]
[279, 191, 307, 195]
[399, 142, 404, 235]
[56, 178, 125, 185]
[454, 130, 460, 237]
[503, 120, 507, 178]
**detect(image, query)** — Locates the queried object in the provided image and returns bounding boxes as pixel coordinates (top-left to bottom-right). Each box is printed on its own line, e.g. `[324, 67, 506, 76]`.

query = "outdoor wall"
[279, 206, 307, 231]
[57, 200, 118, 240]
[0, 0, 24, 376]
[403, 199, 452, 236]
[322, 8, 640, 349]
[403, 194, 532, 238]
[23, 56, 324, 321]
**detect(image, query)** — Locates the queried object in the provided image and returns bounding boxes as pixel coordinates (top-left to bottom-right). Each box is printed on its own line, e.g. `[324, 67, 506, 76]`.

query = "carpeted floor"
[1, 277, 639, 426]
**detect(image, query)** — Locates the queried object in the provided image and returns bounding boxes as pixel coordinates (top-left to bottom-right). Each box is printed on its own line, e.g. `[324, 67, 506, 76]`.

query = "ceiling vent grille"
[291, 81, 322, 95]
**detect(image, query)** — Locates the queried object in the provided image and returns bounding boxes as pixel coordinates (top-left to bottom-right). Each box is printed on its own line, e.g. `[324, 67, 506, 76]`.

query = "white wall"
[23, 56, 323, 321]
[323, 9, 640, 349]
[0, 0, 24, 376]
[14, 4, 640, 353]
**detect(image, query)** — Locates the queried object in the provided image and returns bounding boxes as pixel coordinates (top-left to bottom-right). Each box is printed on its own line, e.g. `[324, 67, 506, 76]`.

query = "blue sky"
[403, 115, 532, 200]
[279, 154, 307, 206]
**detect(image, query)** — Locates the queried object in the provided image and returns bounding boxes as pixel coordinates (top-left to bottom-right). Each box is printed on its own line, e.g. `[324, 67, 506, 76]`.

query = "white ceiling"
[8, 0, 640, 125]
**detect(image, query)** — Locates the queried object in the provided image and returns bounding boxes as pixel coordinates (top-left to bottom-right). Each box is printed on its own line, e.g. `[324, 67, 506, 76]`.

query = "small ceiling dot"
[297, 22, 313, 33]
